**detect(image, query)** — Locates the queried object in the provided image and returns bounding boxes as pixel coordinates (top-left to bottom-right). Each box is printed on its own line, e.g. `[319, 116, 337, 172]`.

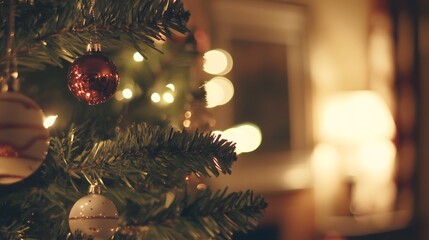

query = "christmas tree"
[0, 0, 267, 239]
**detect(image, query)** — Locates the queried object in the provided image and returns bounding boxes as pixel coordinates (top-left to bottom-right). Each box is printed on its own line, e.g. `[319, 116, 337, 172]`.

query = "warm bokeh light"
[319, 91, 395, 143]
[314, 90, 399, 229]
[214, 123, 262, 154]
[166, 83, 175, 92]
[44, 115, 58, 128]
[183, 119, 191, 128]
[163, 92, 174, 103]
[358, 140, 396, 181]
[205, 77, 234, 108]
[203, 49, 233, 75]
[184, 110, 192, 119]
[205, 79, 223, 108]
[115, 91, 124, 101]
[122, 88, 133, 99]
[282, 166, 311, 189]
[312, 143, 343, 212]
[133, 52, 144, 62]
[352, 140, 397, 215]
[151, 92, 161, 103]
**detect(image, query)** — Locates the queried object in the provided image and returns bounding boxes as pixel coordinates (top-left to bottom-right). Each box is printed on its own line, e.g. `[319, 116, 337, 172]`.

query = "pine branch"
[115, 188, 267, 240]
[0, 121, 265, 239]
[0, 0, 190, 73]
[50, 121, 237, 189]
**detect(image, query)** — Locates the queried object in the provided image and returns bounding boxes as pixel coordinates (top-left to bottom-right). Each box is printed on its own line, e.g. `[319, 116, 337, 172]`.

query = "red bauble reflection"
[68, 52, 119, 105]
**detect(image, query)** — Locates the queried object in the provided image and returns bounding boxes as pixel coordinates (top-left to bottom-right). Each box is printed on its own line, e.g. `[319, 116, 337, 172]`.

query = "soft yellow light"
[163, 92, 174, 103]
[122, 88, 133, 99]
[282, 166, 310, 189]
[205, 77, 234, 108]
[219, 123, 262, 154]
[151, 92, 161, 103]
[235, 123, 262, 154]
[115, 91, 124, 101]
[44, 115, 58, 128]
[319, 91, 395, 143]
[184, 110, 192, 119]
[166, 83, 175, 92]
[183, 119, 191, 128]
[311, 143, 342, 205]
[352, 140, 397, 215]
[358, 140, 396, 182]
[205, 80, 224, 108]
[133, 52, 144, 62]
[203, 49, 233, 75]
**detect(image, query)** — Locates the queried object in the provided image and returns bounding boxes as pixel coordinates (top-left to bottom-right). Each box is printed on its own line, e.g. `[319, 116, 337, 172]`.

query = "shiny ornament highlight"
[68, 43, 119, 105]
[69, 184, 119, 240]
[0, 92, 49, 184]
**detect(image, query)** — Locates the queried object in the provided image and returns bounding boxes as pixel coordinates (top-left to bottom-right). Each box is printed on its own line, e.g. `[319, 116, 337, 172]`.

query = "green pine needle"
[0, 0, 190, 72]
[50, 122, 237, 189]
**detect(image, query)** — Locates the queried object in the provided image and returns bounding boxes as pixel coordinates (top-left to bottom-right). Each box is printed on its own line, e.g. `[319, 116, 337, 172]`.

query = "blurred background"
[181, 0, 427, 239]
[21, 0, 429, 239]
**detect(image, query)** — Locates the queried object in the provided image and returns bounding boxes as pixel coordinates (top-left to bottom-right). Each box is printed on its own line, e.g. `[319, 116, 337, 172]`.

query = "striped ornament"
[69, 193, 119, 240]
[0, 92, 49, 184]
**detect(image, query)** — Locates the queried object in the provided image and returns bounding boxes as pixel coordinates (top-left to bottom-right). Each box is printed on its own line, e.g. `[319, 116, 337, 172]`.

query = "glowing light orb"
[166, 83, 175, 92]
[203, 49, 233, 75]
[122, 88, 133, 99]
[151, 92, 161, 103]
[205, 77, 234, 108]
[133, 52, 144, 62]
[44, 115, 58, 128]
[163, 92, 174, 103]
[214, 123, 262, 154]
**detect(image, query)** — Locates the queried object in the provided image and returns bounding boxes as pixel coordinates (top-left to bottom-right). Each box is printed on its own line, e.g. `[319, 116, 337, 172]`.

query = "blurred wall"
[183, 0, 413, 239]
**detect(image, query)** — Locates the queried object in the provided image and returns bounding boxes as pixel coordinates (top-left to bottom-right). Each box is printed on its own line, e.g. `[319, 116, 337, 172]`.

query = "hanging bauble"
[69, 183, 119, 240]
[0, 92, 49, 184]
[68, 42, 120, 105]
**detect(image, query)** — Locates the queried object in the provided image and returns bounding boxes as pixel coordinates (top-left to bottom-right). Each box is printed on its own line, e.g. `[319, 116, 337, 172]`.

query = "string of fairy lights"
[43, 47, 262, 154]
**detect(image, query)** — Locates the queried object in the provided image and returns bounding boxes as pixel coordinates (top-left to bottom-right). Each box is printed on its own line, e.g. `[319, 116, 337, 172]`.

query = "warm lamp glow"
[203, 49, 233, 75]
[44, 115, 58, 128]
[358, 140, 396, 181]
[314, 91, 399, 225]
[319, 91, 395, 143]
[133, 52, 144, 62]
[352, 140, 397, 216]
[312, 143, 342, 188]
[215, 123, 262, 154]
[282, 166, 310, 189]
[205, 77, 234, 108]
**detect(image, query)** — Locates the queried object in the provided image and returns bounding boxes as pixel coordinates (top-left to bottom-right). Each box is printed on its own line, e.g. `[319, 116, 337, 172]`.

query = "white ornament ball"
[69, 193, 119, 240]
[0, 92, 49, 184]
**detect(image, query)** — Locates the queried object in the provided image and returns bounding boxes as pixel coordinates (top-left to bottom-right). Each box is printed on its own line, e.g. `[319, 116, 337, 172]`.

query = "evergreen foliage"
[0, 0, 267, 239]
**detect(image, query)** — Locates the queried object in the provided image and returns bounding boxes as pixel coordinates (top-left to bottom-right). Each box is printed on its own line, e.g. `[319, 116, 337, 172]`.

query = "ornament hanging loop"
[86, 41, 101, 52]
[88, 182, 102, 194]
[87, 0, 100, 53]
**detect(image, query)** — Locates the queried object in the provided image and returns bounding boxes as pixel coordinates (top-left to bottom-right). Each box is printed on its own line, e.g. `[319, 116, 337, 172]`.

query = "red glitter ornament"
[68, 42, 119, 105]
